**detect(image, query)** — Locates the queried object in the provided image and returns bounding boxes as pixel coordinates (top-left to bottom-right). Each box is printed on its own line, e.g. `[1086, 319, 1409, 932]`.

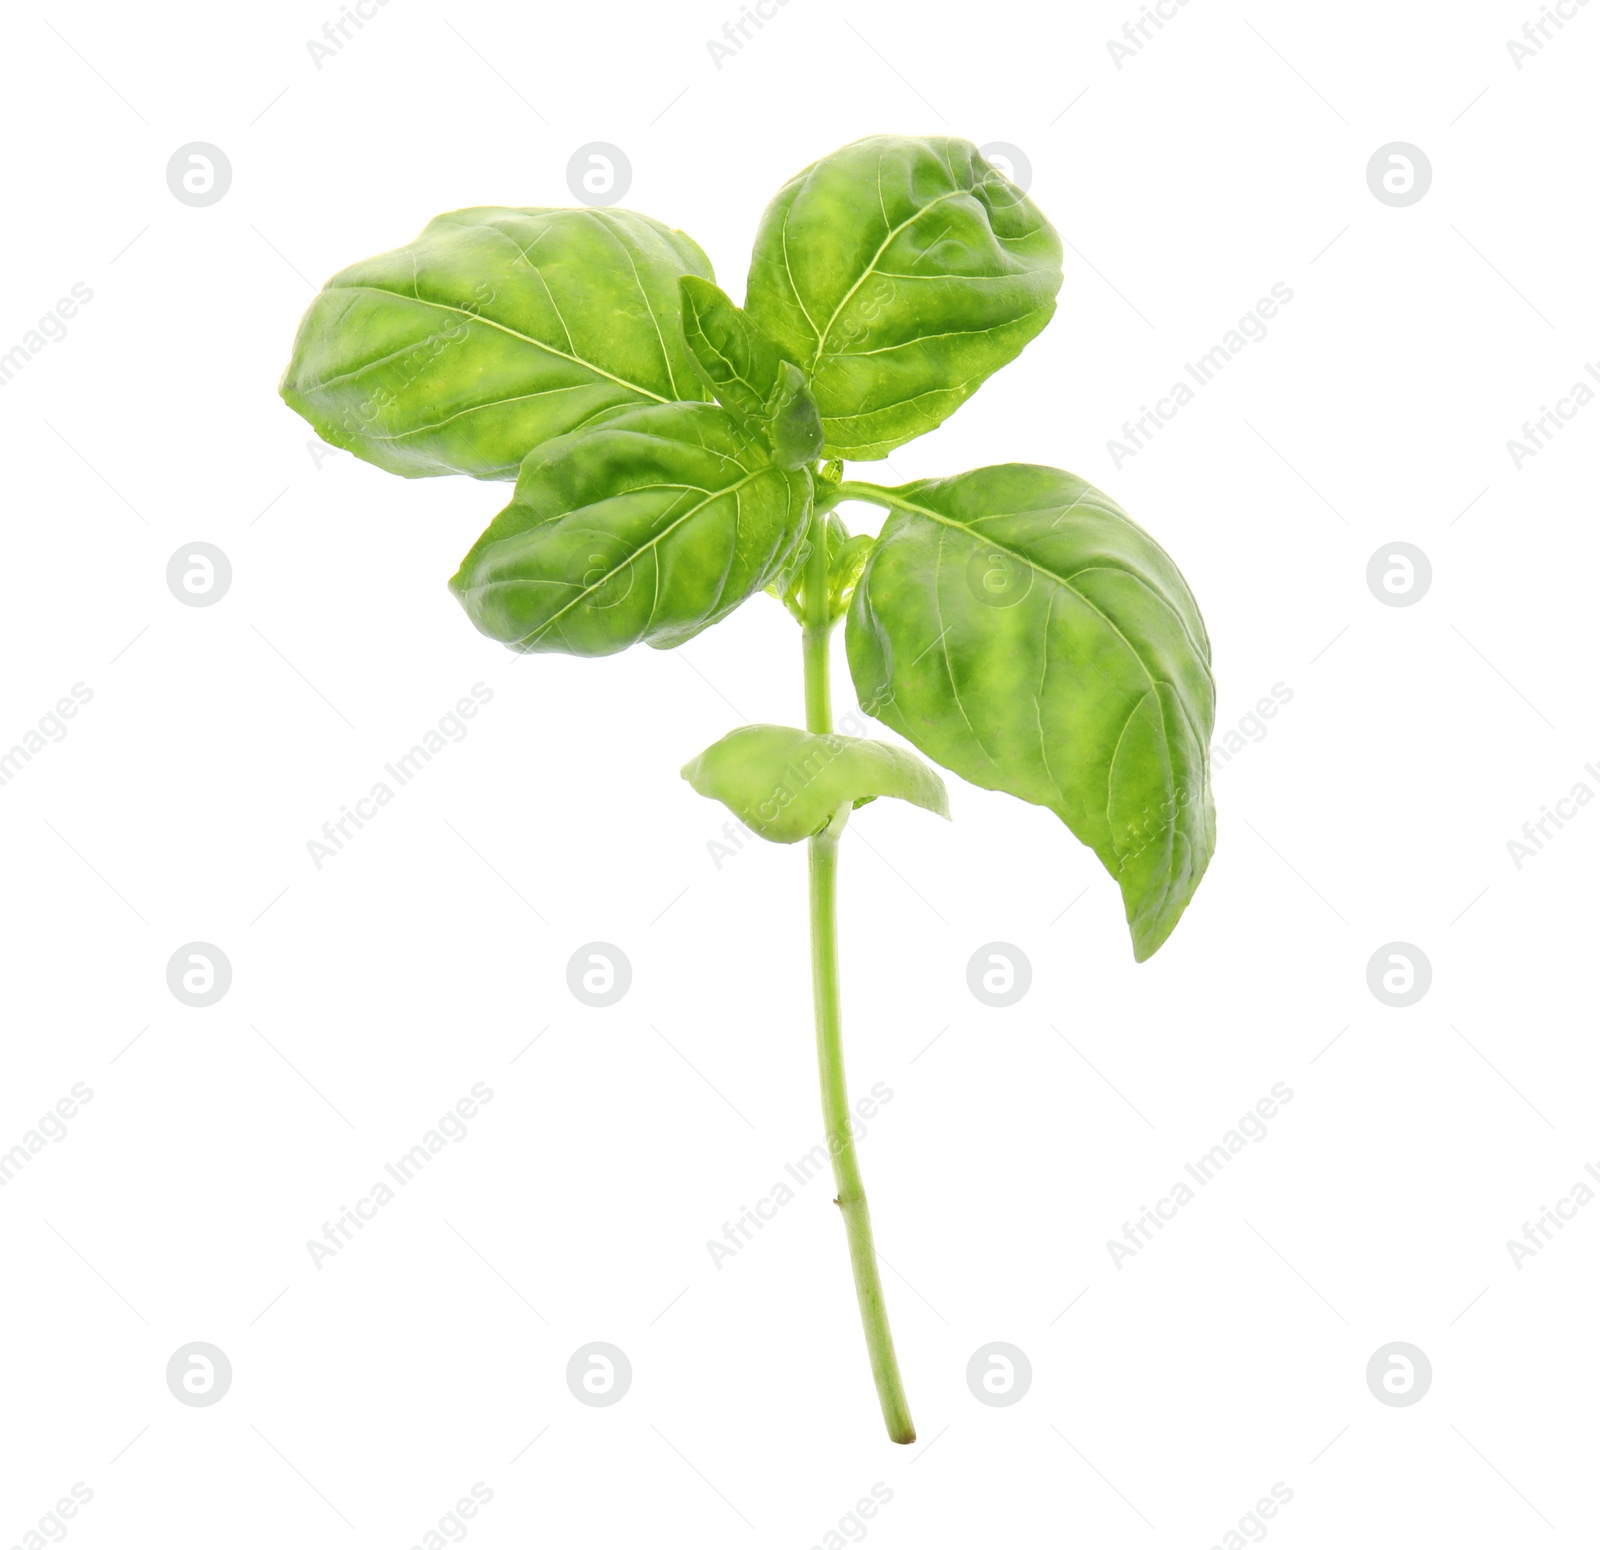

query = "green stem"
[801, 503, 916, 1445]
[835, 479, 895, 510]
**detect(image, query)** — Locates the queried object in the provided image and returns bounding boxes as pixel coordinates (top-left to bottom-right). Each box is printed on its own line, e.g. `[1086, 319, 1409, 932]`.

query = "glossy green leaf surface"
[281, 207, 714, 481]
[683, 724, 949, 843]
[844, 466, 1214, 958]
[449, 402, 810, 655]
[744, 136, 1063, 461]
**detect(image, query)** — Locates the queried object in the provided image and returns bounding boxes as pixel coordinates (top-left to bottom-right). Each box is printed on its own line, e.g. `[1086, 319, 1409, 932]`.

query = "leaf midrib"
[508, 466, 772, 646]
[804, 186, 973, 370]
[328, 282, 673, 406]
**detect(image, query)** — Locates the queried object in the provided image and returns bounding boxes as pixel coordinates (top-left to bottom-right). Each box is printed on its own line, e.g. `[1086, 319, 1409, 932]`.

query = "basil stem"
[801, 501, 916, 1445]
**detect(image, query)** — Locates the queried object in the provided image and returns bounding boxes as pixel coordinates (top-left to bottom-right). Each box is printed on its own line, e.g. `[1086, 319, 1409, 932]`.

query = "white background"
[2, 1, 1596, 1545]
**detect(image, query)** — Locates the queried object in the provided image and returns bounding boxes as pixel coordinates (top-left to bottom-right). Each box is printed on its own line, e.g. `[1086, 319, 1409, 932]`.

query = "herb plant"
[281, 134, 1217, 1443]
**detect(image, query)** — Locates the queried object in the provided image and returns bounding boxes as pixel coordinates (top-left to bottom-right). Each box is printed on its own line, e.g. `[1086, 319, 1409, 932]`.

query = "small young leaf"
[763, 510, 868, 624]
[827, 526, 875, 620]
[765, 361, 824, 470]
[683, 724, 949, 843]
[678, 275, 783, 423]
[745, 136, 1063, 460]
[282, 207, 715, 482]
[844, 466, 1215, 959]
[450, 403, 810, 655]
[679, 282, 824, 471]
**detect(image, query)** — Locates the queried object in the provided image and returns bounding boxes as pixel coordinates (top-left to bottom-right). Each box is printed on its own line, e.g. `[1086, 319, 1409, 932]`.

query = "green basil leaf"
[281, 207, 715, 482]
[678, 281, 823, 471]
[682, 724, 949, 843]
[449, 402, 810, 655]
[678, 275, 782, 423]
[844, 466, 1214, 959]
[744, 136, 1063, 461]
[765, 361, 824, 470]
[826, 525, 875, 621]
